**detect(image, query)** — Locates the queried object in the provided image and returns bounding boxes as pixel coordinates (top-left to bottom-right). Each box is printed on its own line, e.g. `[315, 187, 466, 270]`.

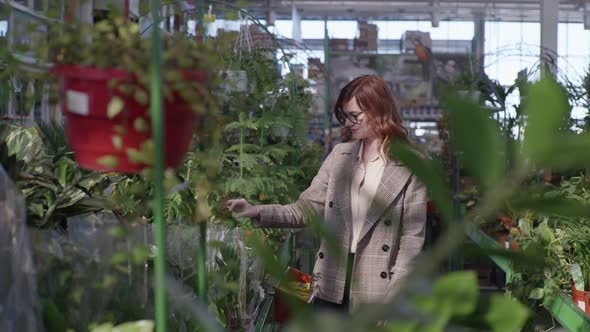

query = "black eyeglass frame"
[335, 108, 364, 125]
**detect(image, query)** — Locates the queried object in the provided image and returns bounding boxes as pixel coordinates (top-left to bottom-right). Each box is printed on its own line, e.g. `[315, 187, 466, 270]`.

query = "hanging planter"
[52, 65, 205, 173]
[43, 18, 221, 174]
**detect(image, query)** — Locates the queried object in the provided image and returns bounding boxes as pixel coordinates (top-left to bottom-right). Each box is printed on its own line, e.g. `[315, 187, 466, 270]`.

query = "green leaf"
[57, 160, 68, 187]
[126, 140, 154, 165]
[111, 252, 129, 264]
[432, 271, 479, 316]
[133, 117, 149, 133]
[96, 155, 119, 169]
[126, 148, 144, 164]
[535, 219, 555, 243]
[511, 194, 590, 218]
[518, 217, 533, 237]
[527, 133, 590, 169]
[42, 300, 69, 332]
[445, 95, 505, 191]
[528, 288, 544, 300]
[225, 143, 261, 153]
[112, 135, 123, 150]
[131, 246, 150, 264]
[109, 225, 128, 238]
[29, 203, 45, 217]
[107, 97, 124, 119]
[96, 155, 119, 168]
[140, 140, 155, 164]
[484, 294, 530, 332]
[384, 321, 419, 332]
[112, 321, 154, 332]
[134, 89, 149, 105]
[389, 142, 453, 224]
[522, 77, 570, 162]
[89, 323, 114, 332]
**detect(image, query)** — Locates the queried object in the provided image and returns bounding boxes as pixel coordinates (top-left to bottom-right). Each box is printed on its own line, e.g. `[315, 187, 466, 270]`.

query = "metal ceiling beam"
[231, 0, 586, 23]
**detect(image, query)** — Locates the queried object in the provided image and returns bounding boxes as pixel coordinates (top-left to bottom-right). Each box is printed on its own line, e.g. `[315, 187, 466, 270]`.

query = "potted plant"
[570, 263, 590, 315]
[40, 16, 222, 173]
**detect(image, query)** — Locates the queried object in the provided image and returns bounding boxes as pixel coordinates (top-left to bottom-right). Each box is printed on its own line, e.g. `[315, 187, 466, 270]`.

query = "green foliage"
[89, 320, 154, 332]
[9, 6, 590, 332]
[212, 47, 318, 223]
[34, 224, 154, 331]
[510, 176, 590, 295]
[1, 123, 109, 228]
[445, 95, 505, 193]
[202, 46, 319, 328]
[385, 272, 529, 332]
[382, 75, 590, 332]
[110, 170, 195, 223]
[522, 77, 572, 165]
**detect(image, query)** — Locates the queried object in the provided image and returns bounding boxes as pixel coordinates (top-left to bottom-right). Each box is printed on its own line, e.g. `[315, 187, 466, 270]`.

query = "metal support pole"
[540, 0, 558, 77]
[323, 17, 331, 151]
[472, 13, 485, 74]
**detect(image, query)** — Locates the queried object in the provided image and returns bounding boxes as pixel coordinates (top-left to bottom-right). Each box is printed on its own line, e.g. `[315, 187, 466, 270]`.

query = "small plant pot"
[495, 233, 519, 251]
[274, 267, 311, 323]
[52, 65, 204, 173]
[571, 282, 590, 316]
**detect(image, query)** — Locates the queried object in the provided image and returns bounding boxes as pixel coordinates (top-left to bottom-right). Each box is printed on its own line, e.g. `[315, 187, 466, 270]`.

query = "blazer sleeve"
[385, 174, 427, 300]
[254, 147, 336, 228]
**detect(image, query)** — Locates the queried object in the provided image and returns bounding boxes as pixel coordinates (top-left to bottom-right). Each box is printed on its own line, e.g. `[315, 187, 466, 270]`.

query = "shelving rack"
[0, 0, 61, 124]
[466, 222, 590, 331]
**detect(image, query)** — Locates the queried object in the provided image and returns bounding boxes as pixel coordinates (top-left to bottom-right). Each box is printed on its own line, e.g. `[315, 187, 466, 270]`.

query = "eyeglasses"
[335, 109, 364, 125]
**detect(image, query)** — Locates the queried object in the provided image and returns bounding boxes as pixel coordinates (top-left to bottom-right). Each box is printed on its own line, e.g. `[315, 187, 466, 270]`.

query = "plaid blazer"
[256, 140, 427, 310]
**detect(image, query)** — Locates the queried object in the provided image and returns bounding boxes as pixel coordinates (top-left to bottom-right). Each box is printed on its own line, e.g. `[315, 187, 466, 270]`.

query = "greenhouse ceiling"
[233, 0, 588, 23]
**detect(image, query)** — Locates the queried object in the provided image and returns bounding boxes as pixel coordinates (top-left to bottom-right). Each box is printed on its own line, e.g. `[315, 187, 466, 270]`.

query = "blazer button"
[380, 271, 388, 279]
[328, 201, 333, 208]
[383, 219, 392, 226]
[382, 244, 390, 252]
[318, 252, 325, 259]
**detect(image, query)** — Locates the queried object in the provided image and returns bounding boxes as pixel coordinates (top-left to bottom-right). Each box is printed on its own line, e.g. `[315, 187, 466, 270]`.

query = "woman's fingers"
[224, 199, 258, 218]
[225, 198, 247, 211]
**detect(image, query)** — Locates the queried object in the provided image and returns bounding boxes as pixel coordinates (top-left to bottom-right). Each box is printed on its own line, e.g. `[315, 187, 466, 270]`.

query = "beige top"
[350, 140, 386, 253]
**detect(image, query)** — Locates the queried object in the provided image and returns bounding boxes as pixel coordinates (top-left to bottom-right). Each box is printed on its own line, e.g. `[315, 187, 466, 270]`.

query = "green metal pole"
[198, 222, 207, 299]
[149, 1, 167, 331]
[195, 0, 208, 302]
[196, 0, 205, 42]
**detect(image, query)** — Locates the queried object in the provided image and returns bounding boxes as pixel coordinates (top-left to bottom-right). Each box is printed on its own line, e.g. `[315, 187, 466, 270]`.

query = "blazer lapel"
[357, 160, 412, 244]
[331, 141, 361, 249]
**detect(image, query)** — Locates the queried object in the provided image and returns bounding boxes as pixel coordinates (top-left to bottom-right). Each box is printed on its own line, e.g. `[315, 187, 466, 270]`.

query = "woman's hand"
[225, 199, 260, 219]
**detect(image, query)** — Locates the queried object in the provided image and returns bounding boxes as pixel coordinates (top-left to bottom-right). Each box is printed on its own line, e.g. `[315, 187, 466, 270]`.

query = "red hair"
[334, 75, 408, 158]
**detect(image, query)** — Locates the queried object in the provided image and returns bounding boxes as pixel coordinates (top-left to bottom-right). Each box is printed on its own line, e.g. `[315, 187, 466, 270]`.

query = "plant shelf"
[466, 222, 590, 331]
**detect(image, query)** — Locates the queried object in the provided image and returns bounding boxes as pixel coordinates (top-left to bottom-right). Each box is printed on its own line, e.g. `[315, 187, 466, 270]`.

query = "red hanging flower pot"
[52, 64, 204, 173]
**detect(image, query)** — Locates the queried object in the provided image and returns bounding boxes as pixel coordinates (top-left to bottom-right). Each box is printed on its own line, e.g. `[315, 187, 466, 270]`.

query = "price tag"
[578, 300, 586, 312]
[66, 90, 89, 116]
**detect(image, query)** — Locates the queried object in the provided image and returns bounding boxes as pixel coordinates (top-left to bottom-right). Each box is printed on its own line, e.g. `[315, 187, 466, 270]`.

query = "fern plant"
[213, 49, 319, 231]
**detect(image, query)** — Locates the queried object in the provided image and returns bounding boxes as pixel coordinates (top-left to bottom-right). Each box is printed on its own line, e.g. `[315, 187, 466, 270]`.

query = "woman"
[225, 75, 427, 311]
